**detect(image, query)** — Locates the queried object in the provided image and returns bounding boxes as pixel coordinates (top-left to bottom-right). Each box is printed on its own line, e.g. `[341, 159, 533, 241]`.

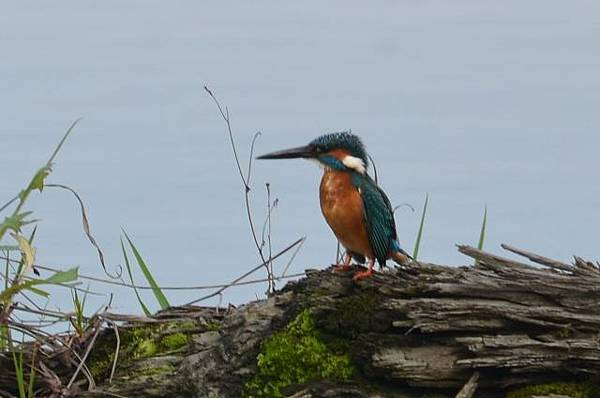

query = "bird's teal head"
[257, 132, 368, 174]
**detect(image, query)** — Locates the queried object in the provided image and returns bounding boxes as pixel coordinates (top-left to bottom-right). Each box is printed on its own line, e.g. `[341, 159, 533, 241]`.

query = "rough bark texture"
[2, 245, 600, 398]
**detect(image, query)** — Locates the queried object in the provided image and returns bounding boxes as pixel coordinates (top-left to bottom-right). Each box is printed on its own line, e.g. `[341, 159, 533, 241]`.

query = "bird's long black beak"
[256, 145, 315, 160]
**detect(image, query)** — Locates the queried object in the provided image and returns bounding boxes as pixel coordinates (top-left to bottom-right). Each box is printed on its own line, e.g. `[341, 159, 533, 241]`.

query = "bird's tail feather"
[391, 250, 411, 265]
[390, 240, 413, 265]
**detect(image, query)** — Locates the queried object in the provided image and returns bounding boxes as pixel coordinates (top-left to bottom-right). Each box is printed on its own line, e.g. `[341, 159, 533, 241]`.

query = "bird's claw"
[352, 269, 374, 281]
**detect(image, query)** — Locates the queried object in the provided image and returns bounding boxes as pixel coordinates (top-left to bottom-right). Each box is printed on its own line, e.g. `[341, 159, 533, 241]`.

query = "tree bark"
[2, 244, 600, 397]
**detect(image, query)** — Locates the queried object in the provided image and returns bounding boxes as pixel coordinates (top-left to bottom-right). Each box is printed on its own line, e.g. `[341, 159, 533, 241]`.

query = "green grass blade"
[81, 282, 89, 313]
[477, 206, 487, 251]
[23, 285, 50, 298]
[46, 118, 81, 166]
[28, 226, 38, 245]
[27, 347, 37, 398]
[474, 206, 488, 266]
[123, 230, 170, 310]
[12, 345, 26, 398]
[0, 326, 5, 351]
[42, 267, 79, 285]
[0, 121, 79, 242]
[120, 237, 151, 316]
[412, 193, 429, 261]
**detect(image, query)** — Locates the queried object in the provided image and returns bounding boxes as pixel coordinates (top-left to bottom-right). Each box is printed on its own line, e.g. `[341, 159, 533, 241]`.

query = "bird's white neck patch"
[342, 155, 366, 174]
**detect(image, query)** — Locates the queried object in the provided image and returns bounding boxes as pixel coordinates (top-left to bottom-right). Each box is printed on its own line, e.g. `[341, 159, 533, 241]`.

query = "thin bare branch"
[185, 237, 305, 305]
[204, 86, 247, 188]
[66, 320, 101, 390]
[44, 184, 118, 279]
[281, 236, 306, 278]
[265, 183, 274, 293]
[204, 86, 274, 294]
[393, 203, 416, 213]
[246, 131, 261, 186]
[1, 254, 303, 292]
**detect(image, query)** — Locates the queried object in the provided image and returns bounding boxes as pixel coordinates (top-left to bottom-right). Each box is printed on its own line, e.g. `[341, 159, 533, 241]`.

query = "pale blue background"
[1, 1, 599, 317]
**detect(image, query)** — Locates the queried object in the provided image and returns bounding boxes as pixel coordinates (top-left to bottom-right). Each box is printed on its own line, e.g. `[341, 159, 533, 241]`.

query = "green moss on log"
[206, 320, 222, 331]
[320, 291, 383, 338]
[506, 382, 600, 398]
[88, 322, 191, 381]
[244, 309, 355, 397]
[160, 332, 188, 351]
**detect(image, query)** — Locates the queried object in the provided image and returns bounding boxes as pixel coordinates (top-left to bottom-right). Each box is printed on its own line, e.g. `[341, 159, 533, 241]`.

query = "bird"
[257, 132, 411, 281]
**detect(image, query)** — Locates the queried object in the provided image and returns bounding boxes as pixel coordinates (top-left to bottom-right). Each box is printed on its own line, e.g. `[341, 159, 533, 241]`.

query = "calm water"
[1, 1, 599, 316]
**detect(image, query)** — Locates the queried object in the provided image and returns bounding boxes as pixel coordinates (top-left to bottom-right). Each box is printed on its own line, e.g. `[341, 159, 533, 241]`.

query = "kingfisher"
[257, 132, 411, 281]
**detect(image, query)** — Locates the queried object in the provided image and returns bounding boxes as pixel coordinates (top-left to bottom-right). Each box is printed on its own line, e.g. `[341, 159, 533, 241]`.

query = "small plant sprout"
[122, 229, 170, 311]
[71, 285, 90, 338]
[121, 236, 152, 316]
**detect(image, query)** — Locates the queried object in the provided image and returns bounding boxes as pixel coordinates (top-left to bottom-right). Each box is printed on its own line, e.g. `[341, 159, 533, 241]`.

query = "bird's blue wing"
[352, 173, 397, 266]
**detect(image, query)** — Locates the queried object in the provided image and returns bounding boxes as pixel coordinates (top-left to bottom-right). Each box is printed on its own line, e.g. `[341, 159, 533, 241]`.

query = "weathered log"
[2, 244, 600, 398]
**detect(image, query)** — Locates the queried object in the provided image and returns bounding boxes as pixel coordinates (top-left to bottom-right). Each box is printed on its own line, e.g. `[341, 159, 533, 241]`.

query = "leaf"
[0, 284, 22, 303]
[18, 165, 51, 202]
[1, 212, 34, 234]
[23, 285, 50, 298]
[12, 233, 36, 279]
[121, 237, 151, 316]
[42, 267, 79, 285]
[123, 230, 170, 310]
[28, 226, 39, 276]
[28, 165, 52, 193]
[13, 348, 26, 398]
[0, 268, 78, 304]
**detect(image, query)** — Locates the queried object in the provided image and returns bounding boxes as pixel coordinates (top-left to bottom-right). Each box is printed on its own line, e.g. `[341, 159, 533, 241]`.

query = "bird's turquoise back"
[351, 172, 398, 266]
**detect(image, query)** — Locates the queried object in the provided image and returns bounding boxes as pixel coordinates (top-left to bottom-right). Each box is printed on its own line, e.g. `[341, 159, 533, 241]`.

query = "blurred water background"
[1, 1, 599, 316]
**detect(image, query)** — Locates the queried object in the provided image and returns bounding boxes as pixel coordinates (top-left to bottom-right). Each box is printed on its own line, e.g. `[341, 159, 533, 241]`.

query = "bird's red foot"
[333, 263, 352, 272]
[352, 268, 374, 281]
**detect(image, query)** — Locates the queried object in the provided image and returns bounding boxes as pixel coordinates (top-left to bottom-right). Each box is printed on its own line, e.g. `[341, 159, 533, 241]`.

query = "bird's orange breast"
[319, 170, 374, 258]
